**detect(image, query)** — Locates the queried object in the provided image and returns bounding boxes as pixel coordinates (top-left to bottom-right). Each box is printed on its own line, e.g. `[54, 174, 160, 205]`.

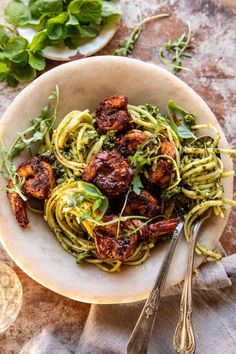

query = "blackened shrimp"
[124, 189, 160, 218]
[116, 130, 148, 157]
[93, 216, 180, 261]
[148, 140, 176, 186]
[94, 216, 137, 261]
[132, 217, 180, 238]
[82, 150, 133, 197]
[7, 180, 29, 228]
[95, 96, 134, 134]
[7, 156, 55, 227]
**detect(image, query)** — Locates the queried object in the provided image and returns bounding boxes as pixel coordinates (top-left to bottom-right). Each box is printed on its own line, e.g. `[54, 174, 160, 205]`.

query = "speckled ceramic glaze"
[0, 57, 233, 304]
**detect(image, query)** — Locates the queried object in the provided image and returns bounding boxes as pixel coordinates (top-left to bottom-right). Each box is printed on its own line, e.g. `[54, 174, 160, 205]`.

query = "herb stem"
[159, 21, 192, 74]
[114, 13, 169, 57]
[116, 188, 131, 238]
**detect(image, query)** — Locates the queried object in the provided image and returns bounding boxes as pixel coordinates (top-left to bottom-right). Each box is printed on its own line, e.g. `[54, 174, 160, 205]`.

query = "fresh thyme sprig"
[159, 21, 192, 74]
[114, 13, 169, 57]
[0, 86, 59, 199]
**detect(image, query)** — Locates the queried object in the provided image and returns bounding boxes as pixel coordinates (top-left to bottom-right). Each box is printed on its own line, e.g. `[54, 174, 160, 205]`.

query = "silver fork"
[173, 208, 212, 354]
[126, 219, 184, 354]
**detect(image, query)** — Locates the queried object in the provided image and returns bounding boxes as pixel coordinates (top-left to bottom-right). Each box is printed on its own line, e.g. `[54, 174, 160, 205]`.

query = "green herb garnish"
[159, 21, 192, 74]
[167, 100, 196, 140]
[131, 175, 143, 195]
[0, 86, 59, 198]
[114, 13, 169, 56]
[128, 138, 160, 177]
[0, 0, 121, 87]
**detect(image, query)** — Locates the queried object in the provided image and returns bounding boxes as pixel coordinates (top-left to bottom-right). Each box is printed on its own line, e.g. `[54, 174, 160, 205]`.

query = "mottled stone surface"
[0, 0, 235, 353]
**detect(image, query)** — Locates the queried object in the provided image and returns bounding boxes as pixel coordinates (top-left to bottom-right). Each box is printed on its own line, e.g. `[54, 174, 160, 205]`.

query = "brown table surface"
[0, 0, 235, 353]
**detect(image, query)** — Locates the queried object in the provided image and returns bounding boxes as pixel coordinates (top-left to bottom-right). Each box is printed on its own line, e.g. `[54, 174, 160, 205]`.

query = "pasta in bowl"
[0, 57, 234, 303]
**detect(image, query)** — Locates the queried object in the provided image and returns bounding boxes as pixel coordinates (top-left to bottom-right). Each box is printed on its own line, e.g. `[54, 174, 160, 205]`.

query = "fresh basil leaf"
[6, 74, 19, 87]
[64, 36, 78, 49]
[0, 26, 9, 46]
[167, 100, 196, 139]
[29, 0, 63, 17]
[28, 52, 46, 71]
[92, 198, 102, 213]
[11, 62, 36, 83]
[46, 12, 69, 27]
[27, 18, 41, 26]
[29, 31, 49, 52]
[101, 1, 122, 17]
[0, 62, 9, 73]
[2, 36, 28, 58]
[79, 181, 108, 218]
[10, 50, 28, 64]
[0, 73, 8, 82]
[79, 25, 98, 38]
[168, 100, 193, 122]
[97, 197, 108, 218]
[69, 0, 102, 23]
[4, 0, 31, 26]
[131, 175, 143, 195]
[176, 125, 196, 139]
[47, 24, 67, 41]
[46, 12, 69, 40]
[80, 181, 103, 200]
[66, 13, 79, 26]
[0, 62, 9, 81]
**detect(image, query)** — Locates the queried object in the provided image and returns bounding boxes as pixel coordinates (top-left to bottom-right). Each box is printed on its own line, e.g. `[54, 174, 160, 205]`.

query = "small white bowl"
[18, 0, 121, 61]
[0, 57, 233, 304]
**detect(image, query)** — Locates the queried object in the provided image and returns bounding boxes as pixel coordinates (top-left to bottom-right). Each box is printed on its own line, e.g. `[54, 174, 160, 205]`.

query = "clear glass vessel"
[0, 262, 22, 333]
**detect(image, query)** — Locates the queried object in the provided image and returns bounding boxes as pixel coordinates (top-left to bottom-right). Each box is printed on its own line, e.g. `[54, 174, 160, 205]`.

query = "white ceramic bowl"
[18, 1, 121, 61]
[0, 57, 233, 304]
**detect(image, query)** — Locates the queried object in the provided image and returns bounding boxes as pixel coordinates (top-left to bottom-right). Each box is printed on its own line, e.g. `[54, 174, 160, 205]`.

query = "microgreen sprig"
[159, 21, 192, 74]
[114, 13, 169, 57]
[120, 214, 164, 240]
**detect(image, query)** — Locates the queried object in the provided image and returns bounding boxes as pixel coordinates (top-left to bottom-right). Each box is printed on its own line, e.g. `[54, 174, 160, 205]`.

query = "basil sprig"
[0, 0, 121, 87]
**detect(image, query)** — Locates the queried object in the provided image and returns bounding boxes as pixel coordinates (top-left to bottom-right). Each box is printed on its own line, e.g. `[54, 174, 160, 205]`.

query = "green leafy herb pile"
[0, 0, 121, 87]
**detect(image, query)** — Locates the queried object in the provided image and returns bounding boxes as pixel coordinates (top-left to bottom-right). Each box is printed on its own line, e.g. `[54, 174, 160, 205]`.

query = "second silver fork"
[173, 208, 212, 354]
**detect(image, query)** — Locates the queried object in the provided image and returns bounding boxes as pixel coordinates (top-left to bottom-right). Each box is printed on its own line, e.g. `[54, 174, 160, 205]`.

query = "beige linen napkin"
[19, 254, 236, 354]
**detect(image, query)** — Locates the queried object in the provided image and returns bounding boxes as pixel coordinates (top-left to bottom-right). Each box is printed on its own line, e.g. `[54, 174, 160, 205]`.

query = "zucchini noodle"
[39, 101, 236, 271]
[53, 110, 104, 173]
[180, 129, 236, 257]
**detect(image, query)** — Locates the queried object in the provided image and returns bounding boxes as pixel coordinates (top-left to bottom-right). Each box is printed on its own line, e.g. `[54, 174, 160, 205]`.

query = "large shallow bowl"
[0, 57, 233, 304]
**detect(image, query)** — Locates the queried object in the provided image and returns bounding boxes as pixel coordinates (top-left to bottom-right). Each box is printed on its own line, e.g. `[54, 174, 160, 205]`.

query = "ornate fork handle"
[173, 266, 195, 354]
[126, 220, 184, 354]
[173, 217, 207, 354]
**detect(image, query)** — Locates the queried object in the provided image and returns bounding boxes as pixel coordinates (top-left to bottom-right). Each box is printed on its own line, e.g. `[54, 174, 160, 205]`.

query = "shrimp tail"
[7, 180, 29, 228]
